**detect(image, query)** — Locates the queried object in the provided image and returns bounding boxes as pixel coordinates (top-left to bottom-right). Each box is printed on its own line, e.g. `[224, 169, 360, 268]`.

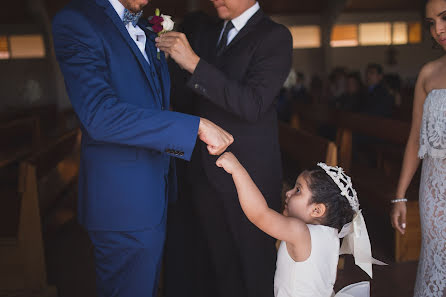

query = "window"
[408, 22, 422, 43]
[331, 25, 358, 47]
[392, 22, 408, 45]
[330, 21, 422, 47]
[359, 22, 392, 46]
[0, 36, 9, 60]
[288, 26, 321, 49]
[9, 35, 46, 59]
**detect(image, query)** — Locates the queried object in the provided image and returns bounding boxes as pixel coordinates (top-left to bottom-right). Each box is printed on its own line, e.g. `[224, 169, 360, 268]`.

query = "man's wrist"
[198, 117, 206, 136]
[185, 55, 200, 74]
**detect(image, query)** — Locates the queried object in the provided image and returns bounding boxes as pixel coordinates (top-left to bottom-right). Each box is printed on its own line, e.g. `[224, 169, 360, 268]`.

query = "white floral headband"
[317, 162, 387, 278]
[317, 163, 359, 212]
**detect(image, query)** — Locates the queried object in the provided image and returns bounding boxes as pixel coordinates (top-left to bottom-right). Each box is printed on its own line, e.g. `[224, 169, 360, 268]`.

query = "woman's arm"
[216, 153, 309, 245]
[391, 65, 429, 234]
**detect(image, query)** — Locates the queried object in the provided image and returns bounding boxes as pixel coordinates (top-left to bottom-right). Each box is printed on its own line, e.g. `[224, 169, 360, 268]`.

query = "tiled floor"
[45, 215, 418, 297]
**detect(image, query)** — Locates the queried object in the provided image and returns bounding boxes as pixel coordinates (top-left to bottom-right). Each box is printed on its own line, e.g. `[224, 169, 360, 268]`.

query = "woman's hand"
[391, 202, 407, 235]
[216, 152, 243, 175]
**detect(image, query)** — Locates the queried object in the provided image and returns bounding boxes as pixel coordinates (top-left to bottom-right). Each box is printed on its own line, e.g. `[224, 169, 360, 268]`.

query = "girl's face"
[426, 0, 446, 50]
[284, 174, 321, 223]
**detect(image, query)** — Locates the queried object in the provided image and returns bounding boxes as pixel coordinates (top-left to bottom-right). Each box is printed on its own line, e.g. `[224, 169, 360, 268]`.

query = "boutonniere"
[148, 8, 175, 59]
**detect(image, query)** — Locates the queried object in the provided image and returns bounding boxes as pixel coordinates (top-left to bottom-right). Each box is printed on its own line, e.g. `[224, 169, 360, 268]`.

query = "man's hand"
[198, 118, 234, 155]
[155, 32, 200, 73]
[216, 152, 243, 175]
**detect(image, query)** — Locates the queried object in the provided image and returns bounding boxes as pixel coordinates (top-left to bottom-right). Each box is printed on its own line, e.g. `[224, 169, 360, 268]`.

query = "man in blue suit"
[52, 0, 234, 296]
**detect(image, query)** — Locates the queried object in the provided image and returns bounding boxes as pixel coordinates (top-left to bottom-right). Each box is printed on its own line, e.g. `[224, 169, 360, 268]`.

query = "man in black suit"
[157, 1, 292, 297]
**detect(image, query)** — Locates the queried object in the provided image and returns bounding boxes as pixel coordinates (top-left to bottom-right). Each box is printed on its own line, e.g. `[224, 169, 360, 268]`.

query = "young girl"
[216, 152, 385, 297]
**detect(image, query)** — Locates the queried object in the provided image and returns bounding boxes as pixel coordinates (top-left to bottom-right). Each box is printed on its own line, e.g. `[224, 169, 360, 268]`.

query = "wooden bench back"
[290, 103, 411, 172]
[279, 122, 337, 182]
[395, 201, 421, 262]
[336, 111, 410, 172]
[0, 104, 58, 140]
[0, 129, 80, 293]
[28, 129, 80, 216]
[0, 116, 41, 168]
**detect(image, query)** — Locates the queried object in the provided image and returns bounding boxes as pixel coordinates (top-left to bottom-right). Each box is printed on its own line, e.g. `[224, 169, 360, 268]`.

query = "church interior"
[0, 0, 436, 296]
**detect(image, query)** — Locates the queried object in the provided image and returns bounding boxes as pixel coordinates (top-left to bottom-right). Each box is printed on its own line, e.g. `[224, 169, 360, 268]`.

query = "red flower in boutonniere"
[148, 8, 175, 59]
[149, 15, 164, 34]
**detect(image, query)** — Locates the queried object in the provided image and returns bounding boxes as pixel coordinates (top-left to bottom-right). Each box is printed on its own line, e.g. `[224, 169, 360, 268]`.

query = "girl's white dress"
[274, 224, 339, 297]
[274, 224, 370, 297]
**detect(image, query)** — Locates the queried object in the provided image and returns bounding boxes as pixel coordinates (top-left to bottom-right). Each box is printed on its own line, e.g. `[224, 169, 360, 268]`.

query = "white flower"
[161, 14, 174, 32]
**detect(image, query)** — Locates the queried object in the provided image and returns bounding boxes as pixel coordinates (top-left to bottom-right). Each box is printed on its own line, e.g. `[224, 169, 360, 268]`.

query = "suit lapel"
[221, 9, 264, 55]
[95, 0, 163, 107]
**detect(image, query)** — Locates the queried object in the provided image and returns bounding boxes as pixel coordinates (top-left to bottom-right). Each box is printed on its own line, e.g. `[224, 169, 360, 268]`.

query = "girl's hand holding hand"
[216, 152, 243, 175]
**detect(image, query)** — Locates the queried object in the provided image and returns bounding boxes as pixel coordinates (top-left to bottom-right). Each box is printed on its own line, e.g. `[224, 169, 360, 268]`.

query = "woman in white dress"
[391, 1, 446, 296]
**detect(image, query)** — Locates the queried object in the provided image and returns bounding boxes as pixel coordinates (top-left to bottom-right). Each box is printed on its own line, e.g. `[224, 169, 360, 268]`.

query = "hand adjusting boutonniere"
[148, 8, 174, 59]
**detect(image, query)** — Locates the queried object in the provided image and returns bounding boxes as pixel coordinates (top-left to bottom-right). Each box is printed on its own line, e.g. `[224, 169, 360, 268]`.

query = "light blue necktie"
[123, 9, 143, 27]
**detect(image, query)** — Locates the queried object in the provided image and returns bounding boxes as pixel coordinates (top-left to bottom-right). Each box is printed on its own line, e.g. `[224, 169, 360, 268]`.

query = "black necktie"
[216, 21, 234, 56]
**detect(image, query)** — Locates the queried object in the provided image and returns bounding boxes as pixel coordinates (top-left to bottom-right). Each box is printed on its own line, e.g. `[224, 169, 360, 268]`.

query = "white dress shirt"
[218, 2, 260, 46]
[108, 0, 150, 64]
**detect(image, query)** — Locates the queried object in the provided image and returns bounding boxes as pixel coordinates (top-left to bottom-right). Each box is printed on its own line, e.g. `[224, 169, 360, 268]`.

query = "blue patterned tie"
[123, 9, 143, 27]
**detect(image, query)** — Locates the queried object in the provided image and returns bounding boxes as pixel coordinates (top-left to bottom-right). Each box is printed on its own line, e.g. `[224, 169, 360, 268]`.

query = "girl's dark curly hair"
[302, 168, 355, 231]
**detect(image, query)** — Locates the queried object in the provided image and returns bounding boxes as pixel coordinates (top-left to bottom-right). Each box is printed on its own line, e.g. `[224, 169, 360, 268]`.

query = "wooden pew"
[395, 201, 421, 262]
[0, 116, 41, 168]
[0, 129, 80, 296]
[335, 113, 420, 263]
[0, 107, 79, 169]
[0, 105, 58, 141]
[335, 111, 410, 173]
[279, 121, 337, 182]
[279, 121, 337, 167]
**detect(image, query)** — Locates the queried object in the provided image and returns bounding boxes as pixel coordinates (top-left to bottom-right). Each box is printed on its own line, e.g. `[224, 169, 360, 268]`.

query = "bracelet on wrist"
[391, 198, 408, 204]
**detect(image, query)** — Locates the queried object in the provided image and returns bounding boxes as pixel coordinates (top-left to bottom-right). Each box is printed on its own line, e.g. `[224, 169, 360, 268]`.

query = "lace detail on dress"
[414, 157, 446, 297]
[419, 89, 446, 159]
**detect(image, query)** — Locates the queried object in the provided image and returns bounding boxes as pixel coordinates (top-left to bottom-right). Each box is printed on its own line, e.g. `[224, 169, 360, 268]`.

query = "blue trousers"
[88, 224, 166, 297]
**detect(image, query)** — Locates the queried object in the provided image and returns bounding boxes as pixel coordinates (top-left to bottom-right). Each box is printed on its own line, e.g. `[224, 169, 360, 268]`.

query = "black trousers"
[165, 170, 278, 297]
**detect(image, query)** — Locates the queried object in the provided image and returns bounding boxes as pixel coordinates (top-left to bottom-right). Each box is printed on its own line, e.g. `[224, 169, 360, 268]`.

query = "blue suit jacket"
[52, 0, 200, 231]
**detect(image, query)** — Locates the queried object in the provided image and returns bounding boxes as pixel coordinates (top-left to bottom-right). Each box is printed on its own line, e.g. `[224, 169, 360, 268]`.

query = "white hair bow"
[338, 210, 387, 278]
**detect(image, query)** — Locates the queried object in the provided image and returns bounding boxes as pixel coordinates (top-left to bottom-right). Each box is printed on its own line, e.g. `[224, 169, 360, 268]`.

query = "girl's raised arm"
[216, 153, 309, 246]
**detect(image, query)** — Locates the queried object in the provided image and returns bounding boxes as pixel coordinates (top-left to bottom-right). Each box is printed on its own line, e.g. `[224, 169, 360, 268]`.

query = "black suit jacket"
[172, 9, 293, 204]
[361, 83, 394, 118]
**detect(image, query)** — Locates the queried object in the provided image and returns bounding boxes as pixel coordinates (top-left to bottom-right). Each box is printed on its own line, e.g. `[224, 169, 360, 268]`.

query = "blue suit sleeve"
[52, 10, 200, 161]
